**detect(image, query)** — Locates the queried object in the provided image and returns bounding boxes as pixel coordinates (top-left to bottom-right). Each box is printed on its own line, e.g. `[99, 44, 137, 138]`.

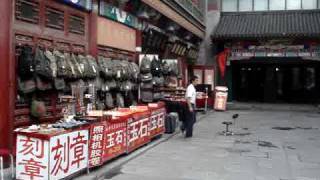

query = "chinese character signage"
[127, 117, 150, 152]
[103, 121, 127, 161]
[49, 130, 89, 179]
[17, 130, 89, 180]
[148, 108, 165, 138]
[16, 136, 49, 180]
[89, 124, 105, 167]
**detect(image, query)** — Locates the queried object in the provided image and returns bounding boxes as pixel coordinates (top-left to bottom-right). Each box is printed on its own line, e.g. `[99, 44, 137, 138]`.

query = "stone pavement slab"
[103, 110, 320, 180]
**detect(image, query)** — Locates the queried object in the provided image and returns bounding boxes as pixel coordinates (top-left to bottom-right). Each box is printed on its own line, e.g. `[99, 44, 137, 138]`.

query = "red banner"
[88, 123, 106, 167]
[127, 117, 150, 153]
[148, 108, 166, 138]
[103, 119, 127, 162]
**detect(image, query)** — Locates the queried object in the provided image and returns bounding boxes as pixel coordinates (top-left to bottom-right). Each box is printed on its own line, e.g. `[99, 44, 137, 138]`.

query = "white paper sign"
[49, 130, 89, 180]
[16, 135, 50, 180]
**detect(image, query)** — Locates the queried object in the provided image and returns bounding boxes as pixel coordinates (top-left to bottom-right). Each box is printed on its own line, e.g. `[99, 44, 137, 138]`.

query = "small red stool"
[0, 149, 14, 180]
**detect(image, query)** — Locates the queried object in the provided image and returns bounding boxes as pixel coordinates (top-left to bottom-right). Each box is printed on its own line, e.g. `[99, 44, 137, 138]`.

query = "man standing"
[184, 75, 198, 138]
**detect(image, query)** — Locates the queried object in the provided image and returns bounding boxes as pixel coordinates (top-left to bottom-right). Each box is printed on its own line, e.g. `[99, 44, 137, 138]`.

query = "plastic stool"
[0, 149, 14, 180]
[222, 121, 233, 136]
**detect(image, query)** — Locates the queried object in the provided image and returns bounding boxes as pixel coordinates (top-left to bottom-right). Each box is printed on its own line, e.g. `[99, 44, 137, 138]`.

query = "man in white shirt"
[184, 75, 198, 138]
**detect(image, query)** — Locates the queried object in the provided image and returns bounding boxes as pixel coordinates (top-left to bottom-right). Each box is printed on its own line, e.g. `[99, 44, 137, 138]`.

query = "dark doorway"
[231, 57, 320, 104]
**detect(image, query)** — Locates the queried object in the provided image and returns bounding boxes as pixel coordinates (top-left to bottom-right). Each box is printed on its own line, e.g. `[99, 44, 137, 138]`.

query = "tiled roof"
[211, 10, 320, 41]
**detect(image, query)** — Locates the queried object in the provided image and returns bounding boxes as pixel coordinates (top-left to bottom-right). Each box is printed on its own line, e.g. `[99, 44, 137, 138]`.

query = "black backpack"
[140, 73, 153, 82]
[18, 45, 35, 80]
[65, 53, 80, 79]
[116, 93, 125, 107]
[140, 81, 153, 90]
[70, 54, 83, 78]
[54, 50, 70, 78]
[77, 54, 92, 79]
[140, 90, 153, 103]
[35, 47, 53, 80]
[161, 61, 171, 75]
[140, 55, 151, 73]
[86, 55, 99, 78]
[128, 62, 140, 82]
[98, 57, 115, 80]
[113, 60, 129, 81]
[151, 57, 162, 76]
[105, 92, 114, 109]
[152, 76, 164, 87]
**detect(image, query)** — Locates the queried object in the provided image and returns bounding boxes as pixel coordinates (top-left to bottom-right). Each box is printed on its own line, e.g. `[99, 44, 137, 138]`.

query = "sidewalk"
[102, 110, 320, 180]
[74, 112, 209, 180]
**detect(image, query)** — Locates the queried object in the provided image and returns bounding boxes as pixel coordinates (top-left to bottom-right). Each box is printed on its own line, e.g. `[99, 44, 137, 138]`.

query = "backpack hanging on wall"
[140, 55, 152, 73]
[44, 50, 65, 90]
[18, 77, 36, 94]
[151, 57, 162, 76]
[77, 54, 92, 79]
[86, 55, 99, 78]
[67, 53, 81, 79]
[161, 61, 171, 75]
[35, 47, 53, 80]
[64, 52, 79, 79]
[140, 73, 153, 82]
[116, 93, 125, 107]
[98, 57, 115, 80]
[18, 45, 35, 80]
[54, 50, 70, 78]
[140, 90, 153, 103]
[128, 61, 140, 82]
[152, 76, 164, 87]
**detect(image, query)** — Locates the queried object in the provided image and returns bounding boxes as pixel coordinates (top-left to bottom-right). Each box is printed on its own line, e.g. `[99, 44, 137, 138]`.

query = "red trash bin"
[214, 86, 228, 111]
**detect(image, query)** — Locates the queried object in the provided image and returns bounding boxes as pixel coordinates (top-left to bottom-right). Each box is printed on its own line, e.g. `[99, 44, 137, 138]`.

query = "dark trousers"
[185, 104, 196, 137]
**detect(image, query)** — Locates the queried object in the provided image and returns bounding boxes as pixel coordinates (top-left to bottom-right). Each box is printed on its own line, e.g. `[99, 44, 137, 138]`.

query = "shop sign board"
[16, 136, 49, 180]
[231, 44, 320, 58]
[16, 130, 89, 180]
[97, 17, 136, 52]
[127, 117, 150, 152]
[99, 2, 137, 28]
[88, 123, 106, 167]
[148, 108, 166, 138]
[103, 121, 127, 162]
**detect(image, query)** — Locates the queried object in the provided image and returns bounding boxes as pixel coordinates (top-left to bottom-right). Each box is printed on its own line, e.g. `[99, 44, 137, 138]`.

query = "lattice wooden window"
[45, 6, 64, 30]
[69, 14, 85, 35]
[15, 0, 39, 24]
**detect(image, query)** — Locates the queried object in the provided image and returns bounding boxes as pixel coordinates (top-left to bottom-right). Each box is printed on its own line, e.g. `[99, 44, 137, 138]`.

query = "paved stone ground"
[105, 110, 320, 180]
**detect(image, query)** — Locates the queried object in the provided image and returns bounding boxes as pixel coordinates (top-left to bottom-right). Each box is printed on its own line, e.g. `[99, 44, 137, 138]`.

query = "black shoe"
[185, 135, 192, 138]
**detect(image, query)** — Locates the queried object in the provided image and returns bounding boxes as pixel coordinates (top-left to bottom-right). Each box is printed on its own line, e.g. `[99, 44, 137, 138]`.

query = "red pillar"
[135, 30, 142, 62]
[88, 0, 98, 57]
[0, 0, 13, 150]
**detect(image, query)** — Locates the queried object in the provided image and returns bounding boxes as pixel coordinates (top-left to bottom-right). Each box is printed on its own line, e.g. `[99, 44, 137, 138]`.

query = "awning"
[211, 10, 320, 41]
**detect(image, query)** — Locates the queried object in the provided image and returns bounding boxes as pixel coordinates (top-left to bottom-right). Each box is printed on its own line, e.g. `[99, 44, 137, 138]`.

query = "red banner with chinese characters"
[88, 123, 106, 167]
[103, 118, 128, 162]
[148, 107, 166, 138]
[127, 111, 151, 153]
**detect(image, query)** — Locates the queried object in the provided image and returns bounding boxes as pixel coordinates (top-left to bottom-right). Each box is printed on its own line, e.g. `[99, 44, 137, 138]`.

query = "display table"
[15, 125, 90, 180]
[147, 102, 166, 139]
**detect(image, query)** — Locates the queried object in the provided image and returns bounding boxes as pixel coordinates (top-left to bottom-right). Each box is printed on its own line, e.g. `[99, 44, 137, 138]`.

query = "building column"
[88, 0, 98, 57]
[0, 0, 13, 151]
